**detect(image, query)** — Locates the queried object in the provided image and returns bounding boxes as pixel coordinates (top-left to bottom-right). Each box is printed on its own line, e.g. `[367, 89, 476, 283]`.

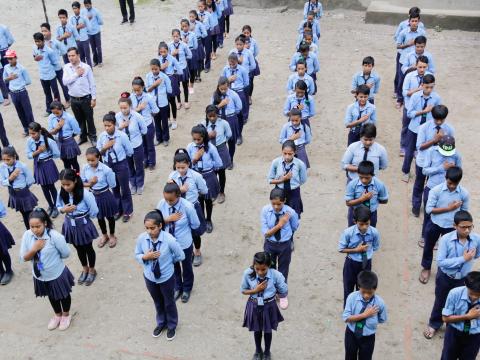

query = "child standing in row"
[279, 108, 312, 169]
[169, 29, 192, 110]
[350, 57, 380, 105]
[344, 85, 376, 146]
[0, 199, 14, 285]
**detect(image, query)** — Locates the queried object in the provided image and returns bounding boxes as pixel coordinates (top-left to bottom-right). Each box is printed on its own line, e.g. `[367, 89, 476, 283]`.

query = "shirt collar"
[355, 292, 376, 304]
[460, 287, 479, 304]
[354, 226, 371, 236]
[440, 182, 459, 193]
[34, 229, 51, 241]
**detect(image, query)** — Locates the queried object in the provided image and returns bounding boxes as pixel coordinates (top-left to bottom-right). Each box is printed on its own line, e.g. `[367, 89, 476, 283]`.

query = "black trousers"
[441, 325, 480, 360]
[343, 257, 372, 307]
[345, 327, 375, 360]
[119, 0, 135, 21]
[70, 96, 96, 141]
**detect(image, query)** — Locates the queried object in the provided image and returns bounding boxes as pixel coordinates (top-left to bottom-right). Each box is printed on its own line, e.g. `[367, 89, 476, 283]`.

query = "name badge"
[257, 297, 264, 306]
[454, 272, 462, 280]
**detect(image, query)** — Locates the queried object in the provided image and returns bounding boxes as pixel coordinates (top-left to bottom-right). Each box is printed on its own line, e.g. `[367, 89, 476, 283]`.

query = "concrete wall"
[235, 0, 366, 10]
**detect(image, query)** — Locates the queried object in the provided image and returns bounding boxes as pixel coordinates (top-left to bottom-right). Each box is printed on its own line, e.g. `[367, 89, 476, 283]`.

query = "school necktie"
[33, 142, 41, 167]
[62, 26, 67, 45]
[362, 184, 370, 208]
[174, 43, 180, 61]
[169, 207, 176, 236]
[273, 213, 282, 241]
[179, 177, 187, 198]
[362, 74, 370, 84]
[220, 95, 227, 118]
[151, 240, 161, 279]
[359, 233, 368, 269]
[417, 75, 424, 85]
[33, 251, 42, 277]
[210, 124, 216, 146]
[363, 146, 369, 161]
[283, 162, 293, 192]
[57, 117, 64, 141]
[354, 298, 374, 338]
[107, 136, 117, 164]
[463, 302, 478, 334]
[435, 125, 441, 133]
[292, 126, 301, 134]
[153, 76, 160, 105]
[161, 57, 167, 73]
[136, 95, 143, 111]
[124, 115, 131, 139]
[420, 97, 430, 125]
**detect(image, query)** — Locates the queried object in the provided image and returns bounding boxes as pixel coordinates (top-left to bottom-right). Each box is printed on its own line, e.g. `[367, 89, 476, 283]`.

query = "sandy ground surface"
[0, 1, 480, 359]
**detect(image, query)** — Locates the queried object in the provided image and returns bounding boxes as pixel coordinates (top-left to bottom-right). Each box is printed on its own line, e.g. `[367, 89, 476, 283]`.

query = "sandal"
[417, 239, 425, 248]
[423, 326, 436, 340]
[395, 102, 402, 109]
[98, 234, 109, 248]
[419, 269, 431, 284]
[108, 235, 117, 248]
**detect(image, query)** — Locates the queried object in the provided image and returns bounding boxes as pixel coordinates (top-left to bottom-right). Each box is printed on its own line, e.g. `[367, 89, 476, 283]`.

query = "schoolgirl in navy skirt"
[158, 42, 181, 129]
[0, 146, 38, 229]
[26, 122, 60, 218]
[81, 147, 119, 249]
[241, 252, 288, 360]
[214, 0, 225, 48]
[206, 0, 221, 57]
[243, 25, 261, 102]
[57, 169, 99, 287]
[223, 0, 233, 35]
[20, 208, 75, 331]
[180, 19, 199, 94]
[197, 1, 213, 72]
[189, 10, 207, 81]
[169, 29, 192, 110]
[0, 200, 15, 285]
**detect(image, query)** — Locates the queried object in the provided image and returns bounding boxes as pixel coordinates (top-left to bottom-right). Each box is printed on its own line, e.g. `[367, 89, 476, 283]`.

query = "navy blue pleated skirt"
[216, 143, 231, 169]
[200, 169, 220, 199]
[285, 187, 303, 216]
[295, 145, 310, 169]
[93, 189, 118, 219]
[8, 187, 38, 213]
[192, 201, 207, 237]
[62, 215, 99, 246]
[34, 158, 59, 185]
[178, 68, 189, 83]
[59, 137, 81, 160]
[252, 59, 261, 77]
[225, 114, 238, 142]
[0, 221, 14, 254]
[33, 266, 75, 301]
[243, 298, 284, 332]
[168, 74, 180, 97]
[224, 1, 234, 16]
[188, 49, 199, 71]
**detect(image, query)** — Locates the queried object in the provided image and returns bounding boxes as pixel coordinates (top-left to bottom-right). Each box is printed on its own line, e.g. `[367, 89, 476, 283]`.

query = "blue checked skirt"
[216, 143, 231, 169]
[0, 221, 14, 254]
[8, 187, 38, 213]
[200, 169, 220, 200]
[34, 158, 59, 185]
[59, 137, 81, 160]
[62, 215, 99, 246]
[243, 298, 284, 332]
[93, 189, 118, 219]
[192, 201, 207, 237]
[33, 266, 75, 301]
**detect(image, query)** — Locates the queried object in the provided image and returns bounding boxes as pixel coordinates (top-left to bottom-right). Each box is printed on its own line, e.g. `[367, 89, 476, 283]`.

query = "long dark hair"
[29, 122, 54, 152]
[59, 168, 84, 205]
[249, 252, 272, 279]
[205, 104, 217, 127]
[173, 148, 191, 170]
[213, 76, 229, 106]
[29, 207, 53, 231]
[144, 210, 166, 230]
[191, 124, 210, 152]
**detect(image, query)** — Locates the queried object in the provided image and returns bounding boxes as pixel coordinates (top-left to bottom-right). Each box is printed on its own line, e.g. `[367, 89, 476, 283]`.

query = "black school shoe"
[174, 290, 182, 301]
[51, 208, 59, 219]
[181, 291, 191, 303]
[252, 352, 263, 360]
[206, 221, 213, 233]
[263, 354, 271, 360]
[152, 325, 165, 338]
[166, 328, 176, 341]
[412, 207, 420, 217]
[121, 18, 128, 24]
[0, 271, 13, 285]
[114, 212, 123, 221]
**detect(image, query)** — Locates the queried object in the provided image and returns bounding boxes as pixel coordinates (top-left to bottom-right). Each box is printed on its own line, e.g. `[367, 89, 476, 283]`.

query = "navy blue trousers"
[89, 32, 103, 65]
[343, 257, 372, 306]
[422, 220, 454, 270]
[348, 127, 361, 146]
[203, 35, 212, 70]
[402, 129, 417, 174]
[348, 208, 377, 228]
[396, 67, 405, 104]
[0, 50, 8, 98]
[11, 89, 35, 134]
[400, 107, 409, 150]
[55, 69, 70, 102]
[76, 40, 92, 67]
[429, 270, 464, 330]
[144, 275, 178, 330]
[264, 240, 292, 283]
[40, 78, 60, 113]
[441, 325, 480, 360]
[109, 159, 133, 215]
[143, 122, 156, 166]
[412, 164, 426, 211]
[128, 146, 145, 189]
[345, 327, 375, 360]
[174, 244, 194, 292]
[421, 186, 431, 238]
[393, 52, 400, 93]
[0, 112, 10, 147]
[154, 105, 169, 142]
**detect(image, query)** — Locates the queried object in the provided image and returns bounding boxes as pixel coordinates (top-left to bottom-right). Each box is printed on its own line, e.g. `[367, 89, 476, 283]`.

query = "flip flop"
[395, 103, 402, 109]
[423, 326, 436, 340]
[419, 269, 430, 284]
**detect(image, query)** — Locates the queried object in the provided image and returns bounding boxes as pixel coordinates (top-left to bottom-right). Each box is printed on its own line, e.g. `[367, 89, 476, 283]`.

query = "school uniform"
[441, 286, 480, 360]
[339, 226, 380, 305]
[230, 47, 256, 93]
[181, 30, 199, 81]
[69, 14, 92, 67]
[158, 54, 182, 104]
[57, 190, 99, 246]
[115, 110, 147, 191]
[81, 162, 118, 220]
[403, 91, 442, 175]
[19, 229, 74, 301]
[221, 65, 250, 131]
[241, 268, 288, 332]
[0, 92, 8, 148]
[345, 177, 389, 227]
[186, 142, 223, 199]
[303, 1, 323, 19]
[0, 25, 14, 99]
[296, 33, 319, 49]
[428, 232, 480, 332]
[190, 20, 207, 73]
[351, 71, 381, 104]
[286, 72, 315, 96]
[262, 204, 299, 282]
[0, 200, 15, 278]
[343, 291, 387, 360]
[33, 45, 60, 114]
[289, 52, 320, 93]
[298, 19, 321, 39]
[344, 101, 377, 145]
[3, 62, 35, 134]
[156, 198, 200, 294]
[135, 231, 185, 331]
[97, 130, 134, 216]
[203, 118, 232, 170]
[0, 161, 38, 227]
[26, 136, 60, 209]
[168, 40, 192, 84]
[44, 38, 70, 104]
[146, 71, 172, 144]
[214, 1, 225, 46]
[342, 142, 388, 181]
[211, 88, 242, 160]
[401, 50, 436, 74]
[198, 10, 213, 70]
[81, 6, 103, 66]
[422, 182, 469, 271]
[245, 38, 260, 97]
[55, 23, 77, 64]
[207, 7, 221, 37]
[279, 121, 312, 168]
[130, 92, 159, 167]
[283, 93, 315, 128]
[268, 157, 308, 216]
[47, 111, 81, 171]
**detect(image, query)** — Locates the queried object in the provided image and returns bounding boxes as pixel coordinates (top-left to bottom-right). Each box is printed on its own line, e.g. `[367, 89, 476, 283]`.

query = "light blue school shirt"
[158, 54, 182, 76]
[343, 291, 387, 336]
[402, 70, 433, 110]
[202, 118, 232, 146]
[191, 20, 207, 39]
[283, 94, 315, 119]
[45, 39, 67, 70]
[69, 14, 91, 42]
[81, 162, 116, 191]
[296, 33, 319, 48]
[416, 121, 455, 168]
[181, 31, 198, 50]
[0, 25, 14, 50]
[26, 137, 60, 161]
[229, 48, 256, 73]
[20, 229, 70, 282]
[268, 157, 307, 190]
[345, 177, 389, 212]
[437, 231, 480, 279]
[289, 52, 320, 74]
[401, 50, 436, 74]
[96, 130, 134, 163]
[55, 23, 77, 50]
[81, 7, 103, 35]
[207, 8, 219, 27]
[198, 11, 212, 31]
[279, 121, 312, 146]
[423, 148, 462, 189]
[145, 71, 172, 108]
[339, 225, 380, 262]
[246, 37, 260, 58]
[394, 19, 425, 43]
[115, 110, 147, 149]
[442, 286, 480, 334]
[397, 27, 427, 57]
[0, 161, 35, 189]
[130, 92, 159, 127]
[168, 41, 192, 71]
[186, 142, 223, 172]
[168, 168, 208, 204]
[135, 231, 185, 284]
[47, 111, 81, 140]
[426, 182, 469, 228]
[351, 71, 381, 99]
[241, 268, 288, 299]
[344, 101, 377, 127]
[3, 63, 32, 91]
[221, 65, 249, 91]
[211, 88, 242, 116]
[261, 204, 299, 243]
[32, 45, 59, 80]
[298, 19, 321, 39]
[342, 141, 388, 180]
[303, 1, 323, 19]
[407, 91, 442, 133]
[286, 73, 315, 95]
[156, 198, 200, 249]
[56, 190, 99, 218]
[0, 199, 6, 218]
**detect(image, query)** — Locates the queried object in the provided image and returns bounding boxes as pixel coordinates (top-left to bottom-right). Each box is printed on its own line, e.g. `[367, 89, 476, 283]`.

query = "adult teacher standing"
[119, 0, 135, 25]
[62, 47, 97, 146]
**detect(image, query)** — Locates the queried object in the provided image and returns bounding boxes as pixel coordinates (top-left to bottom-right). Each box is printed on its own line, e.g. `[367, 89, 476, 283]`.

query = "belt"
[10, 88, 26, 93]
[70, 94, 91, 101]
[12, 187, 27, 192]
[66, 211, 89, 219]
[232, 88, 243, 92]
[249, 296, 276, 304]
[91, 186, 109, 195]
[296, 143, 305, 148]
[198, 169, 214, 175]
[37, 156, 53, 163]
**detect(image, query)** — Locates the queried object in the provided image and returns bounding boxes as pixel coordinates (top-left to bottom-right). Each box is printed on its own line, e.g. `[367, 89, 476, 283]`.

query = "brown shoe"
[98, 234, 109, 248]
[108, 235, 117, 248]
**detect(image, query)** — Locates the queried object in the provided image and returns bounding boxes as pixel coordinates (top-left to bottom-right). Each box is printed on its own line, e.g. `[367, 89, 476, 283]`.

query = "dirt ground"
[0, 1, 479, 359]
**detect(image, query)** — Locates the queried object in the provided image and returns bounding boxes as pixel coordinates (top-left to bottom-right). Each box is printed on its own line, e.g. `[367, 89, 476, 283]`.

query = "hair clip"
[120, 92, 130, 98]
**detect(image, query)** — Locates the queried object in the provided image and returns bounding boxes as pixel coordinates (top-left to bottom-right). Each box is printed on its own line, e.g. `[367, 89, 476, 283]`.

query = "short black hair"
[40, 22, 51, 31]
[416, 55, 429, 64]
[414, 36, 427, 45]
[67, 47, 79, 55]
[362, 56, 374, 66]
[423, 74, 435, 85]
[354, 206, 371, 223]
[356, 84, 370, 96]
[72, 1, 81, 9]
[270, 188, 286, 202]
[432, 105, 448, 120]
[33, 32, 44, 41]
[58, 9, 68, 17]
[408, 7, 421, 17]
[84, 0, 92, 4]
[360, 123, 376, 139]
[163, 182, 181, 197]
[454, 210, 473, 225]
[299, 43, 310, 53]
[357, 270, 378, 290]
[150, 58, 161, 67]
[465, 271, 480, 292]
[357, 161, 375, 176]
[446, 166, 462, 183]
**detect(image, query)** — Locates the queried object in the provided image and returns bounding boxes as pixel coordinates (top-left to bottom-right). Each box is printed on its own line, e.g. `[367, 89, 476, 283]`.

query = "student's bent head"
[360, 124, 376, 148]
[362, 56, 374, 74]
[58, 9, 69, 24]
[357, 161, 374, 185]
[289, 108, 302, 127]
[144, 210, 165, 238]
[354, 206, 371, 233]
[465, 271, 480, 301]
[356, 85, 370, 105]
[445, 166, 462, 191]
[163, 183, 181, 205]
[432, 105, 448, 125]
[357, 270, 378, 300]
[454, 210, 473, 238]
[282, 140, 296, 162]
[251, 252, 272, 279]
[416, 55, 428, 74]
[414, 36, 427, 53]
[173, 148, 191, 173]
[422, 74, 435, 94]
[29, 208, 53, 237]
[270, 188, 286, 212]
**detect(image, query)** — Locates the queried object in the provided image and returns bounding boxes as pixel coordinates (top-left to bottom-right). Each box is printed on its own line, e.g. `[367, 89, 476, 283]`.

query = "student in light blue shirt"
[222, 54, 250, 92]
[396, 15, 427, 59]
[0, 24, 14, 101]
[156, 182, 200, 303]
[283, 80, 315, 128]
[351, 56, 380, 104]
[440, 272, 480, 360]
[298, 12, 321, 38]
[289, 44, 320, 93]
[279, 108, 312, 169]
[286, 59, 315, 96]
[33, 32, 61, 115]
[345, 161, 388, 228]
[343, 271, 387, 360]
[400, 36, 435, 74]
[345, 85, 376, 146]
[303, 0, 323, 20]
[70, 2, 92, 67]
[196, 4, 214, 71]
[180, 18, 199, 93]
[393, 7, 425, 43]
[20, 208, 75, 330]
[56, 9, 77, 63]
[135, 210, 185, 338]
[241, 251, 288, 359]
[169, 29, 192, 108]
[159, 42, 182, 129]
[230, 35, 256, 76]
[242, 26, 261, 102]
[81, 0, 103, 66]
